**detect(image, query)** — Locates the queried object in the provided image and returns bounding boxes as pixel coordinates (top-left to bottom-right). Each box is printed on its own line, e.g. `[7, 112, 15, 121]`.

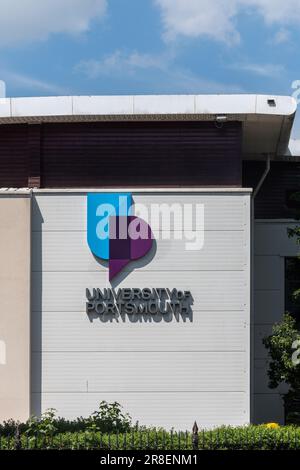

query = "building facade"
[0, 95, 299, 429]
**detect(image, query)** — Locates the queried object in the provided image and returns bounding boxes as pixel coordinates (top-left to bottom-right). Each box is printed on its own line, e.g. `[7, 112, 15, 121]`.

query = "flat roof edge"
[0, 188, 32, 195]
[0, 94, 296, 121]
[0, 187, 253, 195]
[31, 188, 253, 194]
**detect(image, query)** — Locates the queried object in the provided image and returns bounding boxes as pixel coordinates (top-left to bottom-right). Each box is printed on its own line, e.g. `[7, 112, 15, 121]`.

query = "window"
[285, 257, 300, 324]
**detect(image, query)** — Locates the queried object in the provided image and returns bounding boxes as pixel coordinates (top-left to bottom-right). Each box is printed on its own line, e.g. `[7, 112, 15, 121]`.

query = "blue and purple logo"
[87, 193, 154, 281]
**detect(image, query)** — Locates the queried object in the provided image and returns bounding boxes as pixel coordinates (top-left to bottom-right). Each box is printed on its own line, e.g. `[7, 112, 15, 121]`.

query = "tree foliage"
[263, 197, 300, 422]
[263, 314, 300, 391]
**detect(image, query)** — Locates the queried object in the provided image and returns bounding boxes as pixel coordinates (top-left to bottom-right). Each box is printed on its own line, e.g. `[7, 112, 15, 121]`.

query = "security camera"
[216, 115, 227, 122]
[215, 115, 227, 128]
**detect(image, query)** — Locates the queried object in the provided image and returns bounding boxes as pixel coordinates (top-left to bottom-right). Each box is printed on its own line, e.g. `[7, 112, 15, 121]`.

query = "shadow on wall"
[30, 197, 44, 418]
[87, 309, 194, 324]
[87, 295, 194, 324]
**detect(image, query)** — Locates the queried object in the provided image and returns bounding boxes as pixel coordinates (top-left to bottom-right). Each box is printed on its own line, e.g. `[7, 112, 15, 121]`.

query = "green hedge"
[1, 426, 300, 450]
[0, 402, 132, 437]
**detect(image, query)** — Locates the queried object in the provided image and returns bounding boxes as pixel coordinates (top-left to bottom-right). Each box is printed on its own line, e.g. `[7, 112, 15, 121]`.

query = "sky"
[0, 0, 299, 136]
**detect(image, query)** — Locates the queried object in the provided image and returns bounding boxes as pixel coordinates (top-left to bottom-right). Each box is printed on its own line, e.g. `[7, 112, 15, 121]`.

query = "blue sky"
[0, 0, 299, 135]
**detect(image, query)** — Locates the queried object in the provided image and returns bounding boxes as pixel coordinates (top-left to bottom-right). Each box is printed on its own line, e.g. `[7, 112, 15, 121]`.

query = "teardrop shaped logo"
[87, 193, 154, 280]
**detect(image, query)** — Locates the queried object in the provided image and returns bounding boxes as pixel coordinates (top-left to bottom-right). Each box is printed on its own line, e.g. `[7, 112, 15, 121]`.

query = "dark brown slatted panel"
[0, 125, 28, 187]
[28, 125, 41, 188]
[41, 121, 242, 187]
[0, 121, 242, 188]
[243, 161, 300, 219]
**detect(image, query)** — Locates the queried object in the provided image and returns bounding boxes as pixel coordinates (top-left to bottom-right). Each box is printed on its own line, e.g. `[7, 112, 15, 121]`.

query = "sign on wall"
[86, 193, 195, 318]
[87, 193, 154, 281]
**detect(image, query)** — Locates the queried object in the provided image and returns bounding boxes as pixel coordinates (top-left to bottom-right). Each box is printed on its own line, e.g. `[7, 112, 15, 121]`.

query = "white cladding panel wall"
[253, 221, 299, 424]
[31, 192, 251, 429]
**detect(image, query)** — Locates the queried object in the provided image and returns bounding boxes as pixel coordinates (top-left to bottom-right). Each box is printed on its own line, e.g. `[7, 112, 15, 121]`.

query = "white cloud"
[230, 62, 285, 77]
[2, 70, 67, 95]
[75, 50, 169, 78]
[0, 0, 107, 45]
[155, 0, 300, 44]
[155, 0, 241, 45]
[162, 67, 245, 93]
[272, 29, 290, 45]
[251, 0, 300, 24]
[76, 49, 244, 93]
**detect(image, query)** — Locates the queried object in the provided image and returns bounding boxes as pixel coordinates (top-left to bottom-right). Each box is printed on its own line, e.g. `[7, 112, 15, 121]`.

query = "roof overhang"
[0, 94, 297, 159]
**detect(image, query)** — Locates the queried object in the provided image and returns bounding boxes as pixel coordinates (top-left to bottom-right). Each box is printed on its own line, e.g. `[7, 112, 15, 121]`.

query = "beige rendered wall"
[0, 192, 31, 422]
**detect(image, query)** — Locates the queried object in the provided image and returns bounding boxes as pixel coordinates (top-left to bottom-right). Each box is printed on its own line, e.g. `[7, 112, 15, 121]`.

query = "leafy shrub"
[0, 426, 300, 450]
[25, 408, 58, 438]
[263, 314, 300, 391]
[1, 402, 299, 450]
[85, 401, 132, 433]
[0, 419, 27, 437]
[0, 401, 132, 438]
[263, 314, 300, 424]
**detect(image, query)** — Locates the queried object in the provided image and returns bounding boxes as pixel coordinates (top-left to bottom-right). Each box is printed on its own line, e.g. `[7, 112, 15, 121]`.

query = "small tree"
[286, 191, 300, 317]
[264, 192, 300, 423]
[263, 314, 300, 391]
[287, 223, 300, 310]
[263, 314, 300, 424]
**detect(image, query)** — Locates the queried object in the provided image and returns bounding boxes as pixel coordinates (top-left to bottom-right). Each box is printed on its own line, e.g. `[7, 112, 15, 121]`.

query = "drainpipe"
[250, 154, 271, 424]
[253, 155, 271, 199]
